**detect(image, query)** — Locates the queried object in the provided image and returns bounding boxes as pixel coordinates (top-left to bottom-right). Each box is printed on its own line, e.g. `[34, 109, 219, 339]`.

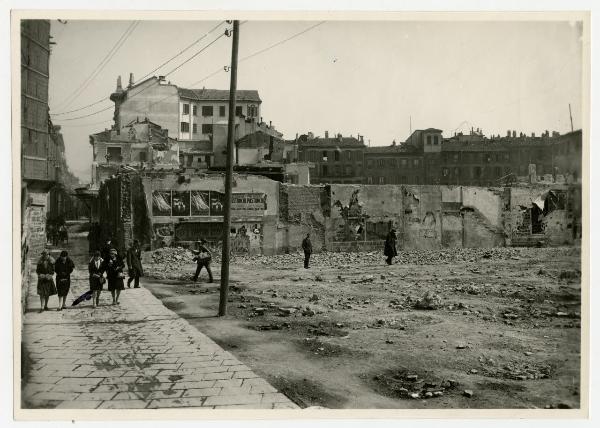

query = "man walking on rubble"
[302, 233, 312, 269]
[192, 239, 213, 283]
[384, 228, 398, 265]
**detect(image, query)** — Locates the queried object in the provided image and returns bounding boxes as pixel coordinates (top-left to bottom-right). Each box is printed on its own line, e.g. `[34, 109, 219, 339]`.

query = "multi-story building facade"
[296, 132, 366, 184]
[109, 75, 271, 168]
[21, 19, 56, 262]
[363, 143, 423, 185]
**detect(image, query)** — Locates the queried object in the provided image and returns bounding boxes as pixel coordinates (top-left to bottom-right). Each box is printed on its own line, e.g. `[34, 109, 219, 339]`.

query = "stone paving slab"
[21, 264, 299, 410]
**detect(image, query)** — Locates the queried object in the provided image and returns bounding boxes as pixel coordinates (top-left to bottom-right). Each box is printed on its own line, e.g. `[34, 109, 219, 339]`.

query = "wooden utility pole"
[219, 20, 239, 317]
[569, 103, 574, 132]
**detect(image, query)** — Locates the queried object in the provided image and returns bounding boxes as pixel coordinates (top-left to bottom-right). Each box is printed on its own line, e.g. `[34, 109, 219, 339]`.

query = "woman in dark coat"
[384, 229, 398, 265]
[88, 251, 105, 308]
[54, 250, 75, 311]
[36, 249, 56, 312]
[105, 248, 126, 305]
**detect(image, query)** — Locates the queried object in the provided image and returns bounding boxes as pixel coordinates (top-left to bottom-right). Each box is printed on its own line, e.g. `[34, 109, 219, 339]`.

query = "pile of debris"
[478, 355, 553, 381]
[371, 371, 460, 400]
[145, 247, 197, 280]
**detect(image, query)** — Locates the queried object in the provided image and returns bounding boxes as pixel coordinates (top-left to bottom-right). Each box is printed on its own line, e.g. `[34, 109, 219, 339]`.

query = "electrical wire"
[52, 21, 226, 116]
[54, 21, 139, 111]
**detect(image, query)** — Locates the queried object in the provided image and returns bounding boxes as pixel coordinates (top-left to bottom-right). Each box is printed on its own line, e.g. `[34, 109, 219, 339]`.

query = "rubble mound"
[412, 292, 442, 310]
[146, 247, 196, 280]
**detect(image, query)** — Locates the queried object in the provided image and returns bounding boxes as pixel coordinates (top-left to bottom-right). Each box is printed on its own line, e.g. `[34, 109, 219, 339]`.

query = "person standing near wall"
[192, 239, 213, 283]
[105, 248, 126, 305]
[36, 249, 57, 312]
[302, 233, 312, 269]
[54, 250, 74, 311]
[88, 251, 105, 308]
[126, 239, 143, 288]
[384, 229, 398, 265]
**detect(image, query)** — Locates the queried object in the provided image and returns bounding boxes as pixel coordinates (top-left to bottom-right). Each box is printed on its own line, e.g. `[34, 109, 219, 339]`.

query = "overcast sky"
[47, 19, 583, 183]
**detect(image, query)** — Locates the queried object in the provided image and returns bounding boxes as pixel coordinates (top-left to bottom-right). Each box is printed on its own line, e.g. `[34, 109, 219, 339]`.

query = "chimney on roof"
[392, 139, 396, 146]
[360, 135, 364, 143]
[128, 73, 134, 88]
[325, 131, 329, 139]
[158, 75, 166, 83]
[552, 131, 560, 137]
[116, 75, 122, 91]
[531, 132, 535, 137]
[512, 130, 517, 138]
[507, 130, 511, 137]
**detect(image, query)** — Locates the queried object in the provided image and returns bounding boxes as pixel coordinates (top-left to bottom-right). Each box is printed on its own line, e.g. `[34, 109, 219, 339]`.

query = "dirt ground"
[142, 246, 581, 409]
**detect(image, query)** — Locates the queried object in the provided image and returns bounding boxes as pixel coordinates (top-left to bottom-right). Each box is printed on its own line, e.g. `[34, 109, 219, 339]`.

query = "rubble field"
[143, 246, 581, 409]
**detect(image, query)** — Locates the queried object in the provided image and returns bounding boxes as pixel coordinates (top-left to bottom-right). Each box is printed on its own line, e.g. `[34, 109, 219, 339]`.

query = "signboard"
[152, 191, 172, 216]
[151, 190, 266, 218]
[231, 193, 267, 216]
[190, 191, 210, 216]
[210, 192, 225, 216]
[172, 191, 190, 216]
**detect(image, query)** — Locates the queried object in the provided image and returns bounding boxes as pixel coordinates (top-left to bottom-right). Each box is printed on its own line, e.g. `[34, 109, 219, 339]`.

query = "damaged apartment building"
[95, 171, 581, 256]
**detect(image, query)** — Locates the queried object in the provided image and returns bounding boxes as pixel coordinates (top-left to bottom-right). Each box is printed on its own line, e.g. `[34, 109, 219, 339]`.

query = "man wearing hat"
[126, 239, 143, 288]
[88, 250, 105, 308]
[192, 239, 213, 283]
[384, 228, 398, 265]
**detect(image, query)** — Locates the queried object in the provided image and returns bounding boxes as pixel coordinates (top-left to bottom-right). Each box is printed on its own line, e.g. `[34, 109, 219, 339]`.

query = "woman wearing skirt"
[105, 248, 125, 305]
[36, 249, 57, 312]
[88, 251, 105, 308]
[54, 250, 75, 311]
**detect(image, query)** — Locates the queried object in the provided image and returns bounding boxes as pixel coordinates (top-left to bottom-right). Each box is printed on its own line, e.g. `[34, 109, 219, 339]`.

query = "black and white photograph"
[9, 5, 592, 421]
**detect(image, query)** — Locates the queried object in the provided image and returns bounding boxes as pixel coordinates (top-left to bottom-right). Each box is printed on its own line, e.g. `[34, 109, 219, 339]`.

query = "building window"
[192, 123, 197, 134]
[345, 165, 353, 176]
[322, 165, 328, 176]
[453, 153, 459, 162]
[442, 168, 449, 177]
[219, 106, 226, 117]
[346, 151, 352, 160]
[400, 159, 407, 167]
[235, 106, 243, 116]
[355, 151, 362, 161]
[192, 105, 197, 116]
[434, 136, 439, 145]
[454, 167, 460, 177]
[366, 159, 374, 168]
[322, 151, 328, 161]
[427, 135, 432, 145]
[334, 165, 341, 176]
[247, 105, 258, 117]
[367, 176, 373, 184]
[495, 166, 502, 177]
[388, 159, 396, 167]
[183, 104, 190, 115]
[474, 166, 482, 178]
[413, 159, 420, 167]
[202, 124, 213, 134]
[180, 122, 190, 133]
[334, 151, 340, 162]
[377, 159, 384, 167]
[186, 155, 193, 167]
[379, 177, 385, 184]
[202, 106, 213, 117]
[139, 151, 147, 162]
[106, 146, 122, 163]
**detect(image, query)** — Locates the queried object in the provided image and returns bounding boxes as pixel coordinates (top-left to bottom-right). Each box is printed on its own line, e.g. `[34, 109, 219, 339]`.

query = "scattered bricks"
[222, 359, 242, 366]
[302, 307, 316, 317]
[253, 308, 266, 315]
[409, 393, 420, 399]
[456, 343, 467, 349]
[413, 292, 441, 310]
[470, 369, 478, 374]
[463, 390, 474, 398]
[406, 374, 418, 382]
[278, 307, 294, 316]
[309, 294, 320, 302]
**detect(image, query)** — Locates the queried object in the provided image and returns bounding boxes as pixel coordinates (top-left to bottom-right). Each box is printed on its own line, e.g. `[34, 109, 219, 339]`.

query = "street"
[20, 228, 297, 409]
[144, 245, 581, 409]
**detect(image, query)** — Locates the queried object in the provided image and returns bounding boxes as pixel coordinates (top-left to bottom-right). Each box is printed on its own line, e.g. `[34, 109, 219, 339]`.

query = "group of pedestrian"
[35, 237, 144, 312]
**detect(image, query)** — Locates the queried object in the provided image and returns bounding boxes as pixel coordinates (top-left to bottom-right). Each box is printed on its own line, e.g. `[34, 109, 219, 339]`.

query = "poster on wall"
[210, 192, 225, 216]
[152, 191, 172, 216]
[190, 191, 210, 216]
[172, 191, 191, 216]
[231, 193, 267, 217]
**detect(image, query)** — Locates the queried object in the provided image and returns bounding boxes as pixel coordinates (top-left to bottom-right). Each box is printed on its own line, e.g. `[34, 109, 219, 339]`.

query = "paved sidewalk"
[21, 263, 298, 409]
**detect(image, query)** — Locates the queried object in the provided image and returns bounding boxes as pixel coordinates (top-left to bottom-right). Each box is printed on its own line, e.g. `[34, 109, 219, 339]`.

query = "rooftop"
[178, 88, 261, 103]
[297, 136, 365, 148]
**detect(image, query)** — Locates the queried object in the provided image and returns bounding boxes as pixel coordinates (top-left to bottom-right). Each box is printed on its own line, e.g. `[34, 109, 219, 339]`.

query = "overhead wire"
[52, 21, 226, 117]
[54, 21, 139, 111]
